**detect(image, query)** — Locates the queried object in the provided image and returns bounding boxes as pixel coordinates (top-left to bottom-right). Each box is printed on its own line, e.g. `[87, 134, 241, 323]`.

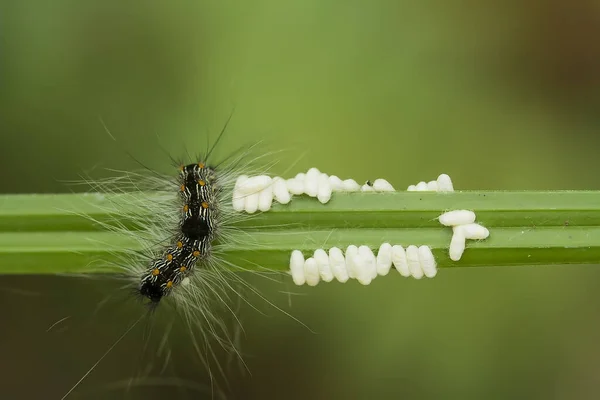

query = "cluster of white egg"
[407, 173, 454, 192]
[232, 168, 398, 213]
[289, 243, 437, 286]
[232, 169, 456, 214]
[231, 170, 490, 281]
[438, 210, 489, 261]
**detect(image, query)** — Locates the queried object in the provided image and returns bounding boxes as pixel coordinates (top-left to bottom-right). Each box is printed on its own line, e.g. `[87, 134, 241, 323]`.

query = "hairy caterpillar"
[139, 162, 217, 303]
[61, 118, 294, 399]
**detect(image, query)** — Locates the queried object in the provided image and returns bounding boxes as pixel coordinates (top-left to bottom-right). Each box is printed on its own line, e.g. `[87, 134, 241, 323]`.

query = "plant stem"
[1, 191, 600, 274]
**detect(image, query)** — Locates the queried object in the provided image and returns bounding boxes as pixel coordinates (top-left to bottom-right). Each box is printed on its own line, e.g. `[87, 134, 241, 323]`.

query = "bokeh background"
[2, 1, 600, 399]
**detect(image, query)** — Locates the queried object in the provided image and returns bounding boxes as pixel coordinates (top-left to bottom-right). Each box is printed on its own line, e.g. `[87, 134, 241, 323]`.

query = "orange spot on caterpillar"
[152, 268, 160, 276]
[166, 253, 173, 262]
[177, 241, 183, 249]
[183, 204, 189, 212]
[180, 184, 185, 192]
[198, 180, 206, 186]
[179, 266, 187, 272]
[193, 250, 201, 257]
[198, 162, 205, 169]
[166, 281, 173, 289]
[201, 201, 209, 209]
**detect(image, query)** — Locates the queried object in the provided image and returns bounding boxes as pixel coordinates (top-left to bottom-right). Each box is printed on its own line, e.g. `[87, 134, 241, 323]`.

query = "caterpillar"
[139, 162, 216, 304]
[61, 119, 281, 399]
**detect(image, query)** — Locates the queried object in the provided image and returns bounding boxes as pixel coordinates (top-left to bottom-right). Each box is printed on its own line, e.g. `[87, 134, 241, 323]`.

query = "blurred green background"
[2, 1, 600, 399]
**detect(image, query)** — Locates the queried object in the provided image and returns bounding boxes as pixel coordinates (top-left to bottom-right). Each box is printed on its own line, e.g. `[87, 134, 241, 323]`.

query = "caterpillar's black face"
[139, 281, 163, 303]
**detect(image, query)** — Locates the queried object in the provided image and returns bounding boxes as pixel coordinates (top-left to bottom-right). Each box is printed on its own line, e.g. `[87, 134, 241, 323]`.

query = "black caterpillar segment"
[181, 216, 210, 241]
[139, 162, 218, 303]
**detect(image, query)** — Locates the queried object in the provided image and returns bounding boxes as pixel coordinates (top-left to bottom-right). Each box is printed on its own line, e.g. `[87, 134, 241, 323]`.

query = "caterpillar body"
[140, 162, 217, 303]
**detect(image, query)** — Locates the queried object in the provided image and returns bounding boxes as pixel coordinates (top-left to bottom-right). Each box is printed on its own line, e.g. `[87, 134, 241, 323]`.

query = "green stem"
[1, 191, 600, 274]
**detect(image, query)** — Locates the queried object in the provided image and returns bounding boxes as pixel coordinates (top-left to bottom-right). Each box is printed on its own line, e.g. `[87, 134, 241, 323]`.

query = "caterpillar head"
[139, 279, 164, 303]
